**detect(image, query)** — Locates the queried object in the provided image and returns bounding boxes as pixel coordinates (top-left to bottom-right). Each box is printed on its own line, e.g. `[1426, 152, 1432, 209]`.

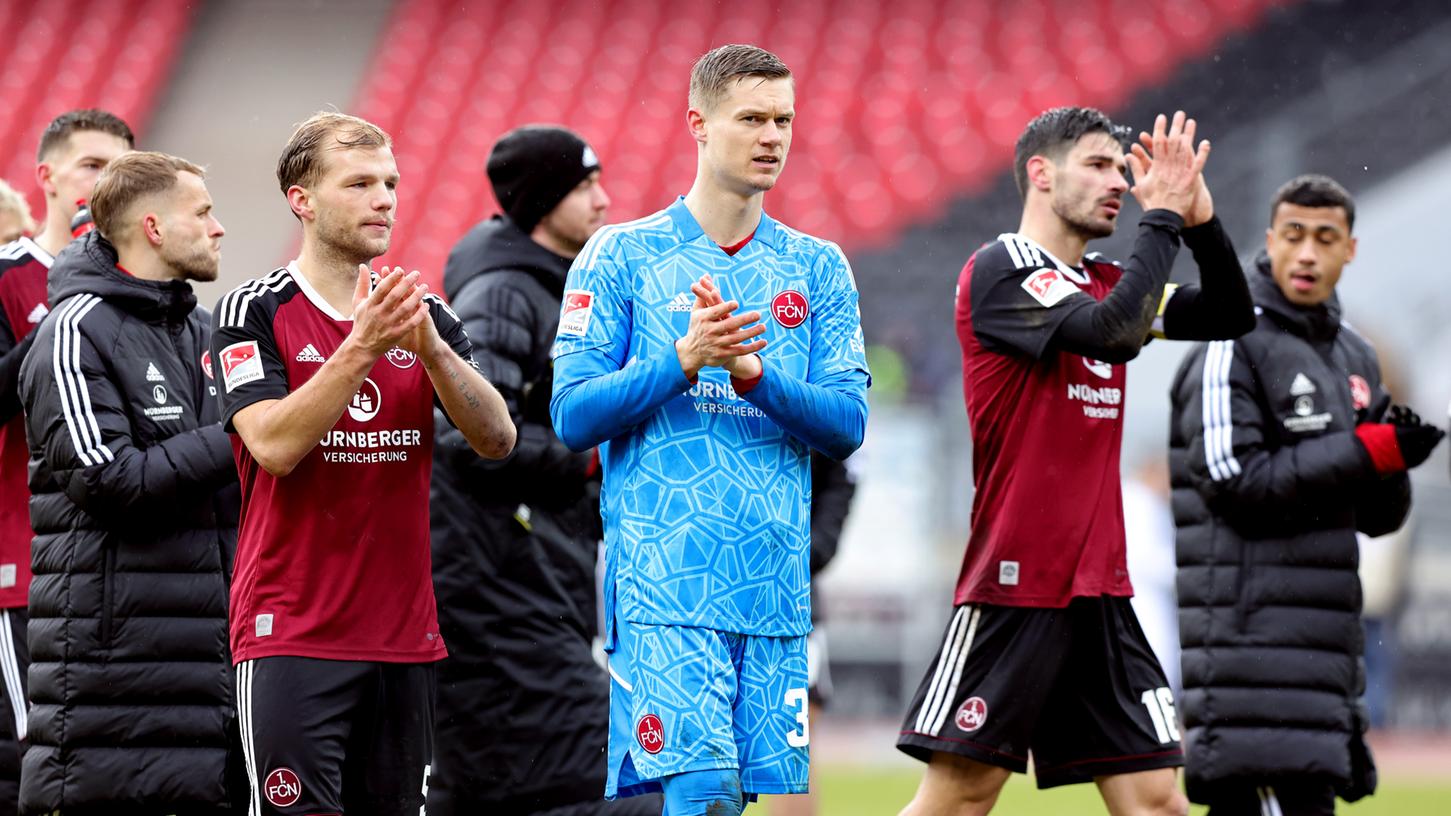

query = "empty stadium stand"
[0, 0, 195, 214]
[354, 0, 1291, 289]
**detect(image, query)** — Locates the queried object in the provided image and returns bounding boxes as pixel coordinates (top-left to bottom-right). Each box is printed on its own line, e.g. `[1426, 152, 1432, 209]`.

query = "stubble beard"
[317, 210, 389, 266]
[163, 243, 219, 283]
[1053, 193, 1114, 241]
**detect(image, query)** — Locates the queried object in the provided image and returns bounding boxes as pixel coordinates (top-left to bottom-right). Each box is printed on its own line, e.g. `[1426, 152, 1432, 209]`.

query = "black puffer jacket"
[430, 216, 637, 815]
[17, 232, 242, 815]
[1168, 255, 1408, 801]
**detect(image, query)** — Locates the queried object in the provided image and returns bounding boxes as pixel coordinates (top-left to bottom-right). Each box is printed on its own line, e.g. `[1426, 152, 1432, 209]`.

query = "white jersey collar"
[287, 259, 353, 322]
[996, 232, 1090, 284]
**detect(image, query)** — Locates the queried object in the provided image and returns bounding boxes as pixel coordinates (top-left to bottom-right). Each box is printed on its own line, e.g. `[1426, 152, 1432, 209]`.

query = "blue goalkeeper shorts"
[605, 614, 810, 799]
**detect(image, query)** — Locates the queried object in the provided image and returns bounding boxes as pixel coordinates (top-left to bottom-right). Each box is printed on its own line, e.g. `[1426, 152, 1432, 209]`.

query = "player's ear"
[1345, 234, 1357, 264]
[686, 107, 708, 145]
[1026, 155, 1053, 193]
[1264, 227, 1274, 253]
[143, 212, 164, 247]
[35, 162, 55, 198]
[286, 185, 314, 222]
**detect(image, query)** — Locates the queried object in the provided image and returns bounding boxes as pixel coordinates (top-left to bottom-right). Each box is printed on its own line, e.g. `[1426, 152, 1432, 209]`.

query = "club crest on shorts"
[772, 290, 809, 328]
[264, 767, 302, 807]
[1349, 374, 1372, 411]
[955, 697, 988, 733]
[636, 713, 665, 754]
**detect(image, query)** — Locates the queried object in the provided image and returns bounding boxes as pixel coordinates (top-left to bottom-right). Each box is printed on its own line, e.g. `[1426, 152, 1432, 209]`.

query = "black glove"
[1386, 404, 1445, 468]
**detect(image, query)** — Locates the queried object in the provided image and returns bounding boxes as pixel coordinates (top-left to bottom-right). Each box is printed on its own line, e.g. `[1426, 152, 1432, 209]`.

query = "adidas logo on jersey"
[26, 303, 48, 324]
[1289, 372, 1317, 396]
[667, 292, 694, 312]
[296, 344, 326, 363]
[145, 362, 166, 382]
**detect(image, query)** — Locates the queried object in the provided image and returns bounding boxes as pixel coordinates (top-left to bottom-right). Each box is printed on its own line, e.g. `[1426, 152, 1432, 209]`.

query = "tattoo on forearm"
[444, 361, 481, 409]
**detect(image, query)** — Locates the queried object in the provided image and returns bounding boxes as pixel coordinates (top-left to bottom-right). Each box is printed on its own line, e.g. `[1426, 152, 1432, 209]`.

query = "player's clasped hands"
[348, 264, 432, 356]
[674, 274, 768, 379]
[1125, 110, 1212, 223]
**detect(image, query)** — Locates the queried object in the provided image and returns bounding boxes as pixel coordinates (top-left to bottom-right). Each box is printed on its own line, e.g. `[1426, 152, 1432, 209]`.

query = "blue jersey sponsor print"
[551, 198, 869, 638]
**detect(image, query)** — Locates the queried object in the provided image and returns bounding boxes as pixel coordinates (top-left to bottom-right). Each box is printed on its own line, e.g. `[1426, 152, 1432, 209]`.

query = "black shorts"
[897, 596, 1184, 788]
[236, 656, 436, 815]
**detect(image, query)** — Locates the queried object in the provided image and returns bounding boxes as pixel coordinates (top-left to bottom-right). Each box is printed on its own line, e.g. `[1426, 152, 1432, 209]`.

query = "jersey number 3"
[785, 688, 810, 748]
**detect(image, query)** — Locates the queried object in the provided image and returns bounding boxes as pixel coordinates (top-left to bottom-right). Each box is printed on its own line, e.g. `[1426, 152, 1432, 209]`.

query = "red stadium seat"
[0, 0, 198, 215]
[347, 0, 1291, 258]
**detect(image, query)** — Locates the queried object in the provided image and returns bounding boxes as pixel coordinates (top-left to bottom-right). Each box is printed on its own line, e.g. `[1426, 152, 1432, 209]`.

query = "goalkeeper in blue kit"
[550, 44, 870, 816]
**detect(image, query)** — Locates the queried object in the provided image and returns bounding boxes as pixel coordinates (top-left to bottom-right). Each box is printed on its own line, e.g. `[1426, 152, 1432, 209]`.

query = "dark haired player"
[895, 108, 1255, 815]
[212, 112, 514, 816]
[0, 108, 132, 810]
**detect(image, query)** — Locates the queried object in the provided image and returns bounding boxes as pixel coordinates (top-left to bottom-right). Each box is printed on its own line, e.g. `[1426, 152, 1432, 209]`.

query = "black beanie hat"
[487, 125, 601, 233]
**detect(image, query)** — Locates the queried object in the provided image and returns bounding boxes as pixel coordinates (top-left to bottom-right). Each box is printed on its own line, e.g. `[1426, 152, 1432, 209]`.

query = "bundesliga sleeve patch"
[559, 290, 594, 337]
[1020, 268, 1080, 308]
[220, 340, 264, 393]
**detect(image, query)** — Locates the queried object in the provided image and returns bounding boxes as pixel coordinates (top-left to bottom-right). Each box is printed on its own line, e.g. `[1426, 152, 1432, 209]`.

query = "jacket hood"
[48, 231, 198, 323]
[443, 215, 573, 301]
[1252, 251, 1341, 343]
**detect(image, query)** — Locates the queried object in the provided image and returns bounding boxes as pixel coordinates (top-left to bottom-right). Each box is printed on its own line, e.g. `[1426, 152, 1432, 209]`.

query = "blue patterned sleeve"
[739, 244, 870, 460]
[549, 229, 693, 451]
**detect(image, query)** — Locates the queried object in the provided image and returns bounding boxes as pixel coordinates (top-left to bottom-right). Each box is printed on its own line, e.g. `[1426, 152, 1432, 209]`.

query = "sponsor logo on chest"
[314, 371, 428, 465]
[688, 379, 767, 419]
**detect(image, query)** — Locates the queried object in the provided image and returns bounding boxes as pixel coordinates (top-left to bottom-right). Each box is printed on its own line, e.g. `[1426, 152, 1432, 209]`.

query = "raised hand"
[348, 264, 429, 357]
[1140, 129, 1215, 227]
[1125, 111, 1211, 221]
[674, 275, 767, 379]
[690, 275, 766, 380]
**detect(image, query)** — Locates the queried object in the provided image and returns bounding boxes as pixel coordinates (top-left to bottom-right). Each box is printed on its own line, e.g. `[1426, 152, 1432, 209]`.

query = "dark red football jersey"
[954, 233, 1133, 608]
[0, 237, 53, 609]
[211, 262, 473, 663]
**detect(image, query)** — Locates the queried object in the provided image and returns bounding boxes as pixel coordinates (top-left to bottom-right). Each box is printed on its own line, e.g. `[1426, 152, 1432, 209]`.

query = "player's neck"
[114, 247, 180, 282]
[682, 182, 762, 247]
[33, 208, 74, 257]
[296, 240, 367, 317]
[1018, 206, 1088, 267]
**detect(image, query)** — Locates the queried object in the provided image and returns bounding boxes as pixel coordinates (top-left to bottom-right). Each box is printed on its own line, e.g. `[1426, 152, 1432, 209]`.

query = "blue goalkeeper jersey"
[550, 197, 870, 637]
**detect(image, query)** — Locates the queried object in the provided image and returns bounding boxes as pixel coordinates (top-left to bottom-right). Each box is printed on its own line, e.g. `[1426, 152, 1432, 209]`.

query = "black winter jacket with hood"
[428, 215, 618, 814]
[17, 231, 242, 815]
[1168, 254, 1406, 802]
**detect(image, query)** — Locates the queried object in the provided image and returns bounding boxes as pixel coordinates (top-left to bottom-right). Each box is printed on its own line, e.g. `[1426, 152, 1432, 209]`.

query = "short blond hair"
[689, 44, 791, 113]
[90, 151, 205, 241]
[0, 179, 36, 236]
[276, 112, 392, 195]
